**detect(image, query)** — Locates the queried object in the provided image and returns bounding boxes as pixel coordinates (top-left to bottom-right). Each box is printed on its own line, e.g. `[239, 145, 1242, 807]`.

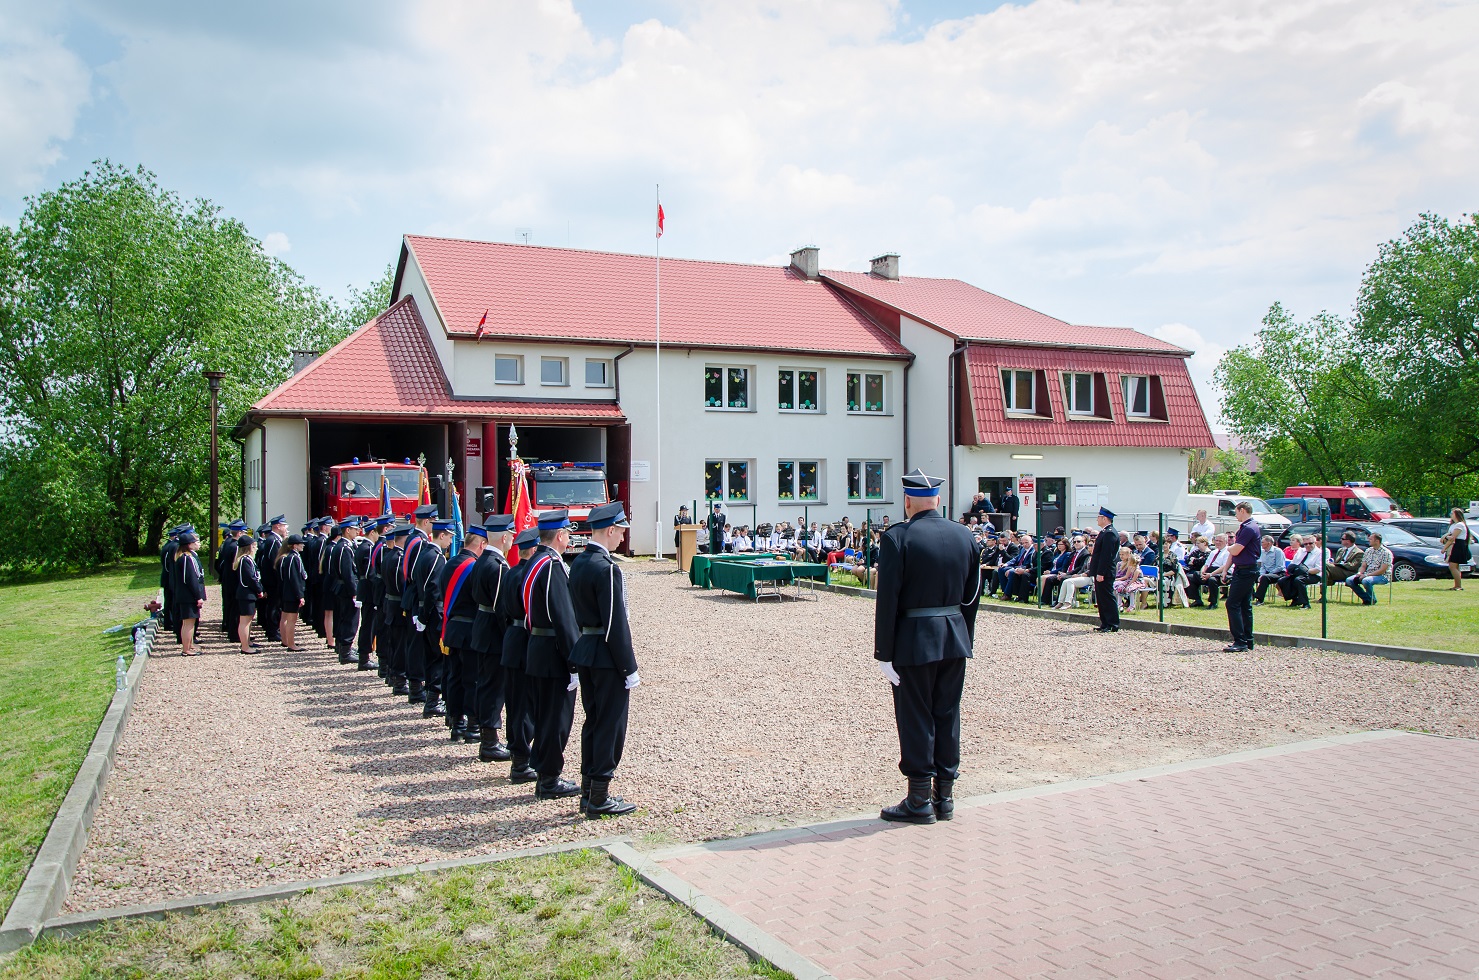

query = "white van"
[1184, 491, 1292, 539]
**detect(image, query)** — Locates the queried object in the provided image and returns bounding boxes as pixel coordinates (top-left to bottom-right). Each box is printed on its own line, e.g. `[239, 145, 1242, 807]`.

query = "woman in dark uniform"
[276, 534, 308, 650]
[172, 532, 207, 657]
[235, 537, 264, 654]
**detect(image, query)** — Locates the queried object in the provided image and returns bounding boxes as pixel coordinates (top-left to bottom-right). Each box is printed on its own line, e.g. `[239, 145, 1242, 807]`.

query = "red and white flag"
[475, 308, 489, 341]
[656, 203, 665, 239]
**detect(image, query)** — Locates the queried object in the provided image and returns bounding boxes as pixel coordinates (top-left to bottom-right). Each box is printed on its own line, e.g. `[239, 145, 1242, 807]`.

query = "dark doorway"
[307, 421, 447, 518]
[1037, 477, 1067, 535]
[977, 476, 1014, 511]
[492, 424, 608, 515]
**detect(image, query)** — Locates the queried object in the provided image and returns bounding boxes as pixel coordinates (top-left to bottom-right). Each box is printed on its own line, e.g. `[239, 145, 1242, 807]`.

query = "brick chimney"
[870, 253, 899, 280]
[789, 245, 820, 280]
[291, 350, 320, 375]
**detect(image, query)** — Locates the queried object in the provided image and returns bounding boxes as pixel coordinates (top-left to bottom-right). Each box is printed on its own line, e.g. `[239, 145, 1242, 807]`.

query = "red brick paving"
[662, 733, 1479, 979]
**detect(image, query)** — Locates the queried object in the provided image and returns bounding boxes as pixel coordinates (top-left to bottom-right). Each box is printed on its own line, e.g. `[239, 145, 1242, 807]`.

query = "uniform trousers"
[474, 654, 506, 735]
[529, 675, 576, 778]
[577, 667, 630, 782]
[356, 601, 378, 657]
[406, 628, 443, 693]
[503, 667, 535, 760]
[383, 617, 406, 679]
[258, 590, 280, 640]
[1094, 578, 1120, 629]
[444, 646, 473, 721]
[334, 594, 359, 651]
[891, 657, 966, 781]
[220, 584, 238, 641]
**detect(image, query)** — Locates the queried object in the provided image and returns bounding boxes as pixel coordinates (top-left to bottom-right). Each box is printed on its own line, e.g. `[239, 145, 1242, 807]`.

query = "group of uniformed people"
[158, 499, 644, 819]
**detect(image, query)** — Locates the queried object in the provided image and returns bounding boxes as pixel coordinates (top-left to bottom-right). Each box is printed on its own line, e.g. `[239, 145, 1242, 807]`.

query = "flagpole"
[654, 183, 663, 559]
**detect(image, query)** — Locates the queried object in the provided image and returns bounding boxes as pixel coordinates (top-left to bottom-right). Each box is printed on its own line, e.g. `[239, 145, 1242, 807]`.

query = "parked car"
[1185, 492, 1293, 537]
[1283, 482, 1410, 521]
[1383, 518, 1479, 573]
[1285, 520, 1453, 582]
[1265, 496, 1331, 524]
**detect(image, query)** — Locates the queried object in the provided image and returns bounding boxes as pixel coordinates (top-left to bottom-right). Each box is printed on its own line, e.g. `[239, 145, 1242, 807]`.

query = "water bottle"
[116, 655, 128, 692]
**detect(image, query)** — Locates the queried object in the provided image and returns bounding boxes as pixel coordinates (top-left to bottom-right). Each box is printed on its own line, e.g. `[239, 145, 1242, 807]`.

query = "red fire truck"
[323, 458, 427, 522]
[525, 461, 610, 550]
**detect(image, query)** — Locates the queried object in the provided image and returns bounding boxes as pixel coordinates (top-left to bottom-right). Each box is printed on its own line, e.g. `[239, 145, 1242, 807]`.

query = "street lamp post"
[204, 371, 226, 549]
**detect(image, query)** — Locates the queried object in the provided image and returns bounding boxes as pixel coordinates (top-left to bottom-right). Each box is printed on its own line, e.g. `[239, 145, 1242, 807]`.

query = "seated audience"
[1277, 534, 1323, 608]
[1252, 535, 1286, 604]
[1113, 547, 1150, 609]
[1347, 532, 1392, 606]
[1327, 532, 1364, 584]
[1189, 533, 1230, 608]
[1055, 536, 1094, 608]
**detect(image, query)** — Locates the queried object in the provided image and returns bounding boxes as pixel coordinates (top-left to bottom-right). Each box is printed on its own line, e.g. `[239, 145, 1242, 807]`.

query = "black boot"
[479, 733, 512, 763]
[933, 777, 955, 822]
[463, 722, 481, 743]
[509, 757, 538, 783]
[579, 776, 591, 815]
[422, 693, 446, 718]
[535, 775, 580, 800]
[391, 677, 409, 697]
[587, 779, 636, 817]
[357, 652, 378, 672]
[880, 777, 937, 825]
[408, 681, 426, 704]
[449, 716, 467, 740]
[337, 642, 353, 665]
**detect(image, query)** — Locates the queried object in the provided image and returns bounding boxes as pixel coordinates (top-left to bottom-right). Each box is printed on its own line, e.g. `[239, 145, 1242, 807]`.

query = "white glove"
[625, 671, 641, 690]
[353, 599, 362, 608]
[877, 661, 901, 686]
[567, 673, 579, 692]
[412, 615, 425, 632]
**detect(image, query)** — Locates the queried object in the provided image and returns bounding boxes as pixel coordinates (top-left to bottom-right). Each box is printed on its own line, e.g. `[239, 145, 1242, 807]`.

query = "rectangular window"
[705, 366, 750, 410]
[777, 460, 820, 502]
[778, 369, 821, 412]
[847, 461, 886, 501]
[540, 356, 568, 386]
[584, 358, 611, 387]
[494, 354, 523, 384]
[1123, 375, 1150, 417]
[706, 459, 750, 502]
[1063, 372, 1094, 415]
[1002, 369, 1035, 413]
[846, 371, 885, 413]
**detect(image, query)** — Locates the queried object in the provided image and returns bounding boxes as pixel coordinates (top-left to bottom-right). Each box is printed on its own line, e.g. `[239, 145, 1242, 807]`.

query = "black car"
[1285, 520, 1452, 582]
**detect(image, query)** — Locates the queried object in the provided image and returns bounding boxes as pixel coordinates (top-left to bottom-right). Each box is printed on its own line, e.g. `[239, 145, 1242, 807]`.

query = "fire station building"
[237, 236, 1215, 553]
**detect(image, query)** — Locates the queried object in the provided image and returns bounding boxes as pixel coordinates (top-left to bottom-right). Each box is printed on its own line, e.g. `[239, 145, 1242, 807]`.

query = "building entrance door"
[977, 476, 1015, 532]
[1037, 478, 1067, 534]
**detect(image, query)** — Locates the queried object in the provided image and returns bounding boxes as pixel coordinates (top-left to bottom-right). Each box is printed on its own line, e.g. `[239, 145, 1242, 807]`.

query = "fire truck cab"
[322, 458, 426, 522]
[526, 461, 610, 550]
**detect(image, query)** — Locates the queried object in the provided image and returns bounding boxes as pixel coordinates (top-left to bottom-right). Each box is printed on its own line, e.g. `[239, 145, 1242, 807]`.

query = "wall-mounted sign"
[1017, 473, 1035, 496]
[631, 461, 651, 482]
[466, 437, 482, 457]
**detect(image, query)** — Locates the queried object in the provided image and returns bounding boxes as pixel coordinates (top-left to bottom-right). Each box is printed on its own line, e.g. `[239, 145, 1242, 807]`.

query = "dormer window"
[1123, 375, 1150, 417]
[1002, 369, 1036, 413]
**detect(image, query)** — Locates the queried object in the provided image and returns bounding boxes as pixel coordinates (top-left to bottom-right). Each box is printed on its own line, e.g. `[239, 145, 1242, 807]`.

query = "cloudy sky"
[3, 0, 1476, 420]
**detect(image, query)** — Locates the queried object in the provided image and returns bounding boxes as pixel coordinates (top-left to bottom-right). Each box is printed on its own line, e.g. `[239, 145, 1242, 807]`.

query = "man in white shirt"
[1165, 528, 1187, 562]
[1190, 509, 1216, 543]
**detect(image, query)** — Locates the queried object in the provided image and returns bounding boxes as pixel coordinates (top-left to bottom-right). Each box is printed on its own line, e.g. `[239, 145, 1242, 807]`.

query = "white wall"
[398, 245, 457, 384]
[953, 444, 1192, 535]
[264, 418, 310, 530]
[900, 316, 953, 485]
[242, 425, 264, 527]
[452, 340, 628, 400]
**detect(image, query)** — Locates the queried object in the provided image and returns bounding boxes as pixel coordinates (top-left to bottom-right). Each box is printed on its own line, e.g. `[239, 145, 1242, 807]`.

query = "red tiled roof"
[402, 236, 911, 359]
[963, 345, 1215, 448]
[823, 271, 1187, 354]
[250, 297, 624, 423]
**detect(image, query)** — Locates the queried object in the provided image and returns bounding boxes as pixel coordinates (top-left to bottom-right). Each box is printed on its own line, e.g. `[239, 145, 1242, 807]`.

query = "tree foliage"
[0, 162, 382, 569]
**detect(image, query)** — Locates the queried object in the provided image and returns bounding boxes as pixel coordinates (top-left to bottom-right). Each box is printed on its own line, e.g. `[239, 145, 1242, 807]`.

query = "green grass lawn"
[0, 559, 160, 918]
[2, 850, 790, 980]
[991, 577, 1479, 655]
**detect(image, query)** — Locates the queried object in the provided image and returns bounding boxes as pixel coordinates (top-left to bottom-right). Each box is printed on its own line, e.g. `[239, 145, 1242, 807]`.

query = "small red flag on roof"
[474, 307, 488, 340]
[656, 203, 665, 239]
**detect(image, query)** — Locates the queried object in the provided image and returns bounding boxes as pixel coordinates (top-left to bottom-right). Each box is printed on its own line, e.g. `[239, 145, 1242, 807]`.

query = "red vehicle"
[325, 459, 427, 522]
[1283, 482, 1410, 522]
[525, 461, 610, 550]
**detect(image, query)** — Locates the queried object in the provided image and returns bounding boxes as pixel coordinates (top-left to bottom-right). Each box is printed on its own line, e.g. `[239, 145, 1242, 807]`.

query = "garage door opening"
[308, 421, 447, 517]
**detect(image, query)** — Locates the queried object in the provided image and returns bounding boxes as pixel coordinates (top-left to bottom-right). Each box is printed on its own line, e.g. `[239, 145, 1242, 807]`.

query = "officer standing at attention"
[1089, 507, 1120, 633]
[1000, 485, 1021, 533]
[330, 517, 363, 664]
[354, 517, 388, 672]
[259, 516, 287, 643]
[160, 525, 188, 642]
[408, 518, 454, 719]
[469, 515, 516, 763]
[499, 528, 541, 783]
[380, 524, 411, 696]
[301, 519, 322, 634]
[522, 510, 582, 801]
[873, 470, 983, 825]
[398, 504, 440, 705]
[216, 519, 248, 641]
[568, 502, 641, 817]
[706, 502, 724, 556]
[439, 522, 486, 743]
[316, 517, 340, 647]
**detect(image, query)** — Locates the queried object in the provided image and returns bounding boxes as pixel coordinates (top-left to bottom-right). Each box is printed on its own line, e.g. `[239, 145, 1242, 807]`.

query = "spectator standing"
[1190, 509, 1215, 543]
[1252, 536, 1285, 604]
[1442, 508, 1470, 590]
[1223, 501, 1261, 652]
[1347, 532, 1393, 606]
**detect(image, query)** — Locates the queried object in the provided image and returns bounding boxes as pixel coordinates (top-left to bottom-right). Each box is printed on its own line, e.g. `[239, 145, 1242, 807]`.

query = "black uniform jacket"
[398, 530, 430, 615]
[438, 549, 480, 648]
[567, 543, 638, 675]
[521, 546, 579, 679]
[379, 542, 404, 625]
[873, 509, 984, 667]
[278, 551, 307, 606]
[498, 559, 531, 671]
[160, 540, 179, 596]
[468, 547, 510, 655]
[173, 551, 207, 605]
[260, 532, 282, 594]
[215, 539, 238, 584]
[329, 537, 358, 599]
[235, 555, 263, 603]
[1089, 524, 1119, 579]
[355, 537, 377, 604]
[303, 534, 323, 588]
[409, 539, 447, 634]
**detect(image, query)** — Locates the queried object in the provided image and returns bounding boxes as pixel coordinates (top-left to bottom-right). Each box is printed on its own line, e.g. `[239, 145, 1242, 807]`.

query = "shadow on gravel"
[340, 754, 474, 777]
[372, 774, 507, 797]
[357, 792, 555, 822]
[289, 700, 395, 719]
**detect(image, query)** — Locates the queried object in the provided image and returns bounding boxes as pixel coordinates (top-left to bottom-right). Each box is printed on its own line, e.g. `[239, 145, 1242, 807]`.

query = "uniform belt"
[529, 627, 556, 636]
[580, 626, 605, 635]
[385, 591, 401, 600]
[901, 605, 960, 618]
[452, 615, 474, 624]
[477, 603, 498, 613]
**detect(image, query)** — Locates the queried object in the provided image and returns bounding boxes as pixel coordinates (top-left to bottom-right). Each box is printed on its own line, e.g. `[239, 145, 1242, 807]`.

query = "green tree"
[1190, 447, 1254, 495]
[338, 262, 396, 333]
[0, 162, 363, 567]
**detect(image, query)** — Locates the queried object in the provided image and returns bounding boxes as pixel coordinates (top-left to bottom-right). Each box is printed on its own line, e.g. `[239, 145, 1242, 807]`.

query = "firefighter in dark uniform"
[354, 516, 389, 672]
[329, 517, 362, 663]
[469, 515, 516, 763]
[259, 516, 287, 642]
[1089, 507, 1120, 633]
[522, 510, 581, 800]
[380, 524, 411, 696]
[316, 517, 340, 647]
[498, 528, 541, 783]
[439, 523, 486, 742]
[303, 519, 324, 637]
[216, 519, 248, 641]
[706, 502, 724, 555]
[398, 504, 440, 706]
[568, 502, 640, 817]
[160, 525, 189, 641]
[408, 517, 454, 718]
[873, 469, 983, 825]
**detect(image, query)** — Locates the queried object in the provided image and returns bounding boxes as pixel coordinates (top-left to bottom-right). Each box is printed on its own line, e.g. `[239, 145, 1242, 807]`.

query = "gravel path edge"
[0, 618, 159, 953]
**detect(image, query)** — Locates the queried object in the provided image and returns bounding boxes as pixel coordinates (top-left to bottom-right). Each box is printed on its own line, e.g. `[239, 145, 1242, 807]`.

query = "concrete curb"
[0, 617, 159, 953]
[823, 581, 1476, 668]
[602, 841, 836, 980]
[38, 837, 628, 942]
[647, 730, 1411, 862]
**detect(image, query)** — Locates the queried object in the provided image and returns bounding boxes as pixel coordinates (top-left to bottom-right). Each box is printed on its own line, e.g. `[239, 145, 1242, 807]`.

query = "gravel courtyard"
[67, 561, 1478, 912]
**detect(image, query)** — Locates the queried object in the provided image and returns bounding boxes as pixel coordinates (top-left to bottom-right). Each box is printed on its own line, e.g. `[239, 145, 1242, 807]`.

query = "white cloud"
[1151, 322, 1228, 431]
[0, 6, 90, 200]
[262, 231, 291, 256]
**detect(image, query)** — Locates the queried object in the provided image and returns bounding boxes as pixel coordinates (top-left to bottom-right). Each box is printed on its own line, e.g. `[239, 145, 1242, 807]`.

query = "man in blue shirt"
[1224, 501, 1262, 652]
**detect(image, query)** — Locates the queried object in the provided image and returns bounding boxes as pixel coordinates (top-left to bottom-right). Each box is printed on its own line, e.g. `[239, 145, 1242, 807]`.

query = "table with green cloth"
[688, 552, 788, 589]
[706, 558, 828, 601]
